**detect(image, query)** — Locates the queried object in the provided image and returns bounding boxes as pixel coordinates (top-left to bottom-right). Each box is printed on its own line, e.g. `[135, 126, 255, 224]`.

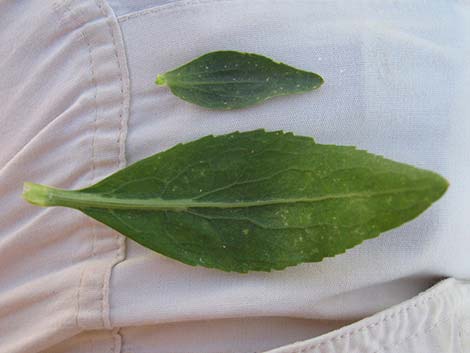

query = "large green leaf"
[23, 130, 448, 272]
[156, 51, 323, 109]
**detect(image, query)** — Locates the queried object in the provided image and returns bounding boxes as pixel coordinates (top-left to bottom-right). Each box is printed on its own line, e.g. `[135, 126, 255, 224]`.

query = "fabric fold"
[0, 0, 129, 352]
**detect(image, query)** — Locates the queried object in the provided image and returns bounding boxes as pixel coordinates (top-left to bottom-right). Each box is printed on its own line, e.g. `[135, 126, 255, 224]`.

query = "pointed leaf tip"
[22, 131, 449, 272]
[155, 50, 323, 110]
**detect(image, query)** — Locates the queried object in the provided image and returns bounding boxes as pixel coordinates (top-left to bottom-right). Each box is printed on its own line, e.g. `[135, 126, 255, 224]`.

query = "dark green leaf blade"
[156, 51, 324, 109]
[22, 130, 448, 272]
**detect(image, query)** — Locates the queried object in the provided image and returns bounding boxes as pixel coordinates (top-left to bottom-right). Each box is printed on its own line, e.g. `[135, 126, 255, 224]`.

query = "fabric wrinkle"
[0, 0, 469, 352]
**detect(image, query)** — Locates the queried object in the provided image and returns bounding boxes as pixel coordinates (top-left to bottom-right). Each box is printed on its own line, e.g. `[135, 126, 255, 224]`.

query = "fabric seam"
[117, 0, 235, 23]
[99, 0, 130, 348]
[116, 0, 469, 23]
[75, 268, 86, 329]
[55, 0, 129, 336]
[371, 313, 455, 353]
[457, 289, 470, 353]
[295, 313, 455, 353]
[84, 3, 100, 274]
[458, 314, 464, 353]
[90, 0, 126, 330]
[284, 280, 454, 353]
[57, 0, 101, 331]
[95, 4, 129, 353]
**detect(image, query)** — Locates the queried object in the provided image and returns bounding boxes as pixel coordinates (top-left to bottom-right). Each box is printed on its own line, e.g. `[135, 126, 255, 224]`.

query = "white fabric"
[107, 0, 175, 16]
[43, 278, 470, 353]
[0, 0, 129, 352]
[1, 0, 470, 352]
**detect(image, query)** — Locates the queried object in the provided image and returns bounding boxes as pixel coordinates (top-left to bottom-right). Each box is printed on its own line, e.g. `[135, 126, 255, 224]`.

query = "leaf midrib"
[44, 186, 432, 211]
[169, 79, 274, 86]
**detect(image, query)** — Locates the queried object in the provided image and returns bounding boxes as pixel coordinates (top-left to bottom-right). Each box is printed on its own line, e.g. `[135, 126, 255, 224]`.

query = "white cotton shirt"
[0, 1, 469, 352]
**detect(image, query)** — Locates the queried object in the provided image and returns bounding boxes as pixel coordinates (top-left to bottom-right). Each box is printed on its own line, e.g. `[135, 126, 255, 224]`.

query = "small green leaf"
[156, 51, 324, 109]
[23, 130, 448, 272]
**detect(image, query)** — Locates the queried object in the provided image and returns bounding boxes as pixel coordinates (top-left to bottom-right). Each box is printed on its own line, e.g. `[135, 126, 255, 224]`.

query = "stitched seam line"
[298, 313, 456, 353]
[458, 315, 464, 353]
[91, 0, 128, 335]
[91, 0, 124, 330]
[75, 268, 86, 329]
[457, 289, 470, 353]
[117, 0, 235, 23]
[372, 313, 455, 353]
[66, 0, 99, 281]
[116, 0, 470, 24]
[80, 1, 100, 328]
[460, 332, 463, 353]
[86, 17, 99, 261]
[59, 0, 100, 331]
[93, 0, 125, 157]
[294, 281, 453, 353]
[116, 0, 461, 23]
